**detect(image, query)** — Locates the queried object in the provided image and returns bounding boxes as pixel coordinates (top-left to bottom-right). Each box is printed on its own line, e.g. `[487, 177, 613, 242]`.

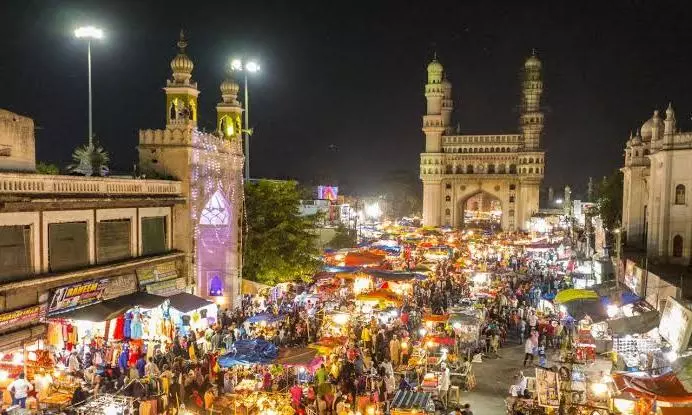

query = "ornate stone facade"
[138, 32, 244, 306]
[420, 53, 545, 231]
[622, 104, 692, 264]
[0, 109, 35, 171]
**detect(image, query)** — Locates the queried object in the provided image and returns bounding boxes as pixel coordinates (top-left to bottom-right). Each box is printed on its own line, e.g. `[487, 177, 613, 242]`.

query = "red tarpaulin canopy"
[344, 251, 386, 267]
[613, 372, 692, 403]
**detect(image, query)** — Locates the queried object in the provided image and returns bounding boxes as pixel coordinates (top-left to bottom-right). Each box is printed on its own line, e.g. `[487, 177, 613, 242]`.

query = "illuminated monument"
[138, 31, 244, 305]
[420, 53, 545, 231]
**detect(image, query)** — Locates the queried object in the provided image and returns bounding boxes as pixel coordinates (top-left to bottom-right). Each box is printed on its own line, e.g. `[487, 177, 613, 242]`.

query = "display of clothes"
[118, 347, 130, 371]
[124, 312, 132, 339]
[131, 309, 144, 340]
[113, 314, 125, 340]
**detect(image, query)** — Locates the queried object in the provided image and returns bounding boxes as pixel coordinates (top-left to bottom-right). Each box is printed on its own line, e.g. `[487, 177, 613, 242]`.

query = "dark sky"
[2, 0, 692, 195]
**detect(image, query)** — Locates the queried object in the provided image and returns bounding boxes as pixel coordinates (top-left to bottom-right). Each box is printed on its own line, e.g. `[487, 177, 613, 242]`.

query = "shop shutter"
[141, 216, 167, 256]
[0, 225, 32, 282]
[97, 219, 132, 264]
[48, 222, 89, 272]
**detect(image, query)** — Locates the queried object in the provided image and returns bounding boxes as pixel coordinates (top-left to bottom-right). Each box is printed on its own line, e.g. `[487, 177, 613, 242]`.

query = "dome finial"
[177, 29, 188, 53]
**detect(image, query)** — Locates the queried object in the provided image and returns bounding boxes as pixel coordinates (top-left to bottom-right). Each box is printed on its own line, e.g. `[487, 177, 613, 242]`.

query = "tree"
[68, 142, 110, 176]
[243, 180, 322, 285]
[326, 224, 357, 250]
[36, 162, 60, 175]
[595, 170, 623, 231]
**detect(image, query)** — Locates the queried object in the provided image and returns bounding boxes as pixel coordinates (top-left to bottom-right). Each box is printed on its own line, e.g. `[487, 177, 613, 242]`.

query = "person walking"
[523, 337, 535, 367]
[8, 373, 33, 408]
[438, 362, 451, 409]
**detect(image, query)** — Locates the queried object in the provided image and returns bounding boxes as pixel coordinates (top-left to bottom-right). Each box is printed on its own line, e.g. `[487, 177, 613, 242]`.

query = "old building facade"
[622, 104, 692, 264]
[420, 53, 545, 231]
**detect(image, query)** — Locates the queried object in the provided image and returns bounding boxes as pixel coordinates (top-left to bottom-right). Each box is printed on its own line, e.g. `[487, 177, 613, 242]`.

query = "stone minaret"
[216, 77, 243, 141]
[420, 55, 448, 226]
[165, 31, 199, 129]
[520, 52, 544, 150]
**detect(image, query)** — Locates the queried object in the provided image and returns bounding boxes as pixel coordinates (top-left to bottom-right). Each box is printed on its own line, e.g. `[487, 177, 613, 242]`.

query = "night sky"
[2, 0, 692, 196]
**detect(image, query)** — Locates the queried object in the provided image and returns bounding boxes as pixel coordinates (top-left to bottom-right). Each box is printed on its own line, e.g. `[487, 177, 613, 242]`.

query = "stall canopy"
[275, 347, 318, 365]
[344, 251, 386, 267]
[243, 313, 286, 325]
[554, 289, 599, 303]
[167, 292, 214, 313]
[391, 390, 433, 411]
[50, 292, 166, 322]
[218, 339, 278, 367]
[613, 371, 692, 403]
[608, 310, 660, 335]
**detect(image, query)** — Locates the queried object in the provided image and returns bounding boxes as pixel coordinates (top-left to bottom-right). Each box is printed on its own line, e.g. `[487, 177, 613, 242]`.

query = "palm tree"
[68, 142, 110, 176]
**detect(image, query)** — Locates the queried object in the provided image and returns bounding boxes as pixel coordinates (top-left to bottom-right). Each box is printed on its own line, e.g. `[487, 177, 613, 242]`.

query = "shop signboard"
[0, 304, 47, 332]
[623, 259, 644, 297]
[535, 367, 560, 407]
[102, 273, 137, 300]
[145, 277, 187, 296]
[658, 296, 692, 353]
[48, 279, 109, 315]
[136, 261, 178, 287]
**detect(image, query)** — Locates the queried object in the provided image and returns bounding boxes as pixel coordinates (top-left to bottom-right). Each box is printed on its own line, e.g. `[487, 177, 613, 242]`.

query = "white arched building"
[420, 53, 545, 231]
[622, 104, 692, 264]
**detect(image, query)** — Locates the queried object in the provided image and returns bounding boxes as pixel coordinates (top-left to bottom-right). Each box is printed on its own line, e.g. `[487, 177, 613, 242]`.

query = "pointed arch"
[200, 190, 231, 225]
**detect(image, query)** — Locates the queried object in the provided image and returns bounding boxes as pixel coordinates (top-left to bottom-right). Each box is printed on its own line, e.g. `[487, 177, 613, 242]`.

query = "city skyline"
[2, 1, 692, 194]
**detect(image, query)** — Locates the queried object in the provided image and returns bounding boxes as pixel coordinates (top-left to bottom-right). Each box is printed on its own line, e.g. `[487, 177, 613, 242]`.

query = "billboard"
[659, 296, 692, 353]
[317, 186, 338, 201]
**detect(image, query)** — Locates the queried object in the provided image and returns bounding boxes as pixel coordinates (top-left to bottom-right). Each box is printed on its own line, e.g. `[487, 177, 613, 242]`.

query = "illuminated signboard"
[317, 186, 338, 201]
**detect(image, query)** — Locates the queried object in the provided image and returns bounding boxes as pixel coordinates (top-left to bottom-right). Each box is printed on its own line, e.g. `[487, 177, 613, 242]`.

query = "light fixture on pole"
[230, 58, 260, 180]
[74, 26, 104, 146]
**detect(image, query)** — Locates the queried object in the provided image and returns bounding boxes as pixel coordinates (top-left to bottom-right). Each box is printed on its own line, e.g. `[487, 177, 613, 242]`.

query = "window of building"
[675, 185, 685, 205]
[509, 164, 517, 174]
[445, 208, 451, 215]
[48, 222, 89, 272]
[445, 195, 451, 202]
[208, 271, 224, 296]
[142, 216, 167, 256]
[467, 164, 474, 173]
[445, 183, 451, 189]
[97, 219, 132, 264]
[0, 225, 32, 282]
[509, 196, 515, 203]
[509, 209, 515, 217]
[488, 164, 495, 173]
[673, 235, 683, 257]
[498, 165, 506, 174]
[510, 184, 516, 190]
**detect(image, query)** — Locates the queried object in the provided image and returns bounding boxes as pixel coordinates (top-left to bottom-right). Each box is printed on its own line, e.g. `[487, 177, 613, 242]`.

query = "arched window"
[445, 208, 451, 216]
[445, 165, 453, 174]
[529, 168, 534, 174]
[509, 164, 517, 174]
[498, 164, 506, 174]
[445, 195, 451, 202]
[488, 164, 496, 174]
[208, 273, 224, 296]
[673, 235, 683, 257]
[644, 149, 650, 155]
[529, 157, 534, 163]
[675, 185, 685, 205]
[467, 164, 474, 173]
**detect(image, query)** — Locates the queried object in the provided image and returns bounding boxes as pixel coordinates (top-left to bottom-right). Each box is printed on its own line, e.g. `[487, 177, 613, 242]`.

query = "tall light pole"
[75, 26, 104, 147]
[230, 58, 260, 180]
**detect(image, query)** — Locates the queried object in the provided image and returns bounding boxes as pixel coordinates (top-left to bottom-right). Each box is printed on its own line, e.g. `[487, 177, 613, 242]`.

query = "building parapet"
[0, 172, 181, 196]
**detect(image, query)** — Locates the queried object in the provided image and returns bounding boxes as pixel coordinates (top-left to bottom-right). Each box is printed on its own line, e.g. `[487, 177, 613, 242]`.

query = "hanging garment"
[113, 314, 125, 340]
[188, 344, 197, 361]
[118, 348, 129, 371]
[124, 312, 132, 339]
[131, 310, 144, 340]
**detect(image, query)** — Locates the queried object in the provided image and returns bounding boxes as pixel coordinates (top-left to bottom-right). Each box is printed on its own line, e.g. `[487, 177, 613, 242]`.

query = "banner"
[103, 273, 137, 300]
[0, 304, 47, 332]
[535, 367, 560, 407]
[145, 277, 187, 296]
[659, 296, 692, 353]
[137, 261, 178, 287]
[48, 279, 109, 315]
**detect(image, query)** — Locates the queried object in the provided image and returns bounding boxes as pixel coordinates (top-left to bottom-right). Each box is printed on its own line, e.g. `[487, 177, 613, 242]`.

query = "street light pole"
[244, 73, 250, 180]
[87, 39, 93, 146]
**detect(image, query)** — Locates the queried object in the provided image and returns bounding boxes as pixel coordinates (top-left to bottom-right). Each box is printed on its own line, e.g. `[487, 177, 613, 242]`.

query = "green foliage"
[595, 170, 623, 231]
[326, 224, 357, 250]
[36, 162, 60, 175]
[243, 180, 322, 285]
[68, 142, 110, 177]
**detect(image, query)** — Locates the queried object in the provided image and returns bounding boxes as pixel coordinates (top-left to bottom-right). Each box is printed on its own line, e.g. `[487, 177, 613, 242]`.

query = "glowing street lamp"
[74, 26, 104, 146]
[230, 58, 261, 180]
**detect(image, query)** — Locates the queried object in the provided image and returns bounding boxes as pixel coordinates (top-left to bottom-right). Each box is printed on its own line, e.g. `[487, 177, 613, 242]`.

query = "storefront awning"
[49, 292, 166, 322]
[167, 292, 214, 313]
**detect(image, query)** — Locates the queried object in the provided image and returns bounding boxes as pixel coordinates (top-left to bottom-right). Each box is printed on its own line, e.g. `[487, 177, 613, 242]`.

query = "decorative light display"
[189, 128, 244, 300]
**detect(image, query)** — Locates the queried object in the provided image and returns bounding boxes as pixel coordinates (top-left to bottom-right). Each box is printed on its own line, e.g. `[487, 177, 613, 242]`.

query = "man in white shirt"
[68, 351, 81, 374]
[438, 362, 451, 409]
[528, 311, 538, 331]
[8, 373, 33, 408]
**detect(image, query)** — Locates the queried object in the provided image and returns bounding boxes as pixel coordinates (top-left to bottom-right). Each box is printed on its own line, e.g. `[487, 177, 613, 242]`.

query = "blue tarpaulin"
[322, 265, 361, 273]
[243, 313, 286, 324]
[218, 339, 278, 367]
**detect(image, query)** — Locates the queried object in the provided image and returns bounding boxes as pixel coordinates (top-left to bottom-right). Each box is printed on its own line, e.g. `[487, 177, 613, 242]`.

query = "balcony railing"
[0, 173, 181, 196]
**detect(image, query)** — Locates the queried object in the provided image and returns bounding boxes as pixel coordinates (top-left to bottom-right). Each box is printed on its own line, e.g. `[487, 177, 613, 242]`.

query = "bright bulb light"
[230, 59, 243, 71]
[559, 305, 567, 314]
[0, 371, 7, 381]
[418, 328, 427, 336]
[665, 350, 678, 362]
[590, 382, 609, 397]
[606, 305, 619, 318]
[246, 61, 260, 73]
[12, 354, 23, 365]
[75, 26, 104, 39]
[453, 322, 462, 330]
[555, 199, 563, 204]
[365, 203, 382, 219]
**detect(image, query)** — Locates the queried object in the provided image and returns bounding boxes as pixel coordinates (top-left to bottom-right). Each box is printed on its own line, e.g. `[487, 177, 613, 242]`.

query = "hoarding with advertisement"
[48, 279, 109, 315]
[145, 277, 187, 296]
[136, 261, 178, 287]
[658, 296, 692, 353]
[317, 186, 338, 201]
[102, 273, 137, 300]
[535, 367, 560, 407]
[0, 304, 47, 332]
